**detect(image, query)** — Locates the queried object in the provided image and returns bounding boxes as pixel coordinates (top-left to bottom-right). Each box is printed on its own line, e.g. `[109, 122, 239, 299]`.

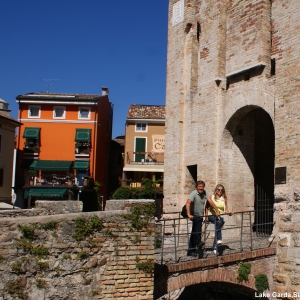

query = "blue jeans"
[208, 215, 224, 249]
[188, 216, 203, 254]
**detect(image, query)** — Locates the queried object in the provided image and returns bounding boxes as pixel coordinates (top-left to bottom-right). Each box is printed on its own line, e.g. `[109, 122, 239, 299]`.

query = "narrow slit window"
[271, 58, 276, 76]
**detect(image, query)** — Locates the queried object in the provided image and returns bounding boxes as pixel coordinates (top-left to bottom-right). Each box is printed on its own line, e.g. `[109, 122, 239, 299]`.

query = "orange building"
[15, 87, 113, 207]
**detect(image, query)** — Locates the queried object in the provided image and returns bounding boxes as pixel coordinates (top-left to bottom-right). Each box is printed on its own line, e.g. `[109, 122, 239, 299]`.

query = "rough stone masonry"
[164, 0, 300, 296]
[0, 202, 155, 300]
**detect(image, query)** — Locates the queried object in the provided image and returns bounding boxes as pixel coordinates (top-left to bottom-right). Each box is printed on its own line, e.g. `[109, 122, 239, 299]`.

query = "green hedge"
[112, 178, 158, 199]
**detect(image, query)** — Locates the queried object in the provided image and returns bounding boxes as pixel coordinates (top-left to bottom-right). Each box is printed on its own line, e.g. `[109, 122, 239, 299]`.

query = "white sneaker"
[213, 249, 217, 254]
[217, 240, 222, 245]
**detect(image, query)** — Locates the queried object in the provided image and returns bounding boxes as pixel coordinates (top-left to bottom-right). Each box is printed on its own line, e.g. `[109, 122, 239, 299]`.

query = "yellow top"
[208, 195, 225, 215]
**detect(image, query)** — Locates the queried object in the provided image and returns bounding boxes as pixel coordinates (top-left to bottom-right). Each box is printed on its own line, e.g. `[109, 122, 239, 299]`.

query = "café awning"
[24, 188, 67, 198]
[31, 160, 72, 171]
[73, 160, 89, 170]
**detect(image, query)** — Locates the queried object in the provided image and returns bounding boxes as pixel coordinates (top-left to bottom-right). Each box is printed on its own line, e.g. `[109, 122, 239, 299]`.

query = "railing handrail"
[158, 208, 274, 221]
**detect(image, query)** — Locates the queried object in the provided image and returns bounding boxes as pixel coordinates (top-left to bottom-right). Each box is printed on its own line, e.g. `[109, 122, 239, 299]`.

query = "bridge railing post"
[161, 218, 166, 265]
[249, 211, 253, 251]
[173, 218, 177, 262]
[240, 212, 244, 252]
[177, 212, 180, 247]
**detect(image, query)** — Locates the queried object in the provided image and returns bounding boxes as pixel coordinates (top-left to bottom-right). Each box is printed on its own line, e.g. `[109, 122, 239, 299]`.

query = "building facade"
[15, 88, 113, 207]
[165, 0, 300, 293]
[0, 99, 20, 204]
[123, 105, 165, 187]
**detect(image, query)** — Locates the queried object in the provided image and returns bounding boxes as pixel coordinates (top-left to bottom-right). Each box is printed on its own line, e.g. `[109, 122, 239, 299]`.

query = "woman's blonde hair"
[213, 184, 227, 200]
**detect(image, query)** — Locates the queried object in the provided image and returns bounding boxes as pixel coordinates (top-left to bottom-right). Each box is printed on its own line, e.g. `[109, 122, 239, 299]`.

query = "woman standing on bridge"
[206, 184, 233, 254]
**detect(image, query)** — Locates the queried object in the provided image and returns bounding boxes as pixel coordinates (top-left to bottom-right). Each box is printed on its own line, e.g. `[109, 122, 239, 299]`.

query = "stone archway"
[177, 282, 261, 300]
[219, 106, 275, 232]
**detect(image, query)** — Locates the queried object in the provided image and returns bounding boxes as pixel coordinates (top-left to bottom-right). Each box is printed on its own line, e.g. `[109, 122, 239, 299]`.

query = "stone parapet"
[106, 199, 155, 211]
[35, 200, 83, 214]
[0, 207, 154, 299]
[0, 208, 47, 219]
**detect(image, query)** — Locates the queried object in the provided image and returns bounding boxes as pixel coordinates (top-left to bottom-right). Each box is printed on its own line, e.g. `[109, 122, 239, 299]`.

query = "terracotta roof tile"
[127, 105, 165, 119]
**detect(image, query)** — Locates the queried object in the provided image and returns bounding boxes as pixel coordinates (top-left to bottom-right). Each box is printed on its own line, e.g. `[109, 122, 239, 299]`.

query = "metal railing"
[154, 209, 275, 265]
[126, 151, 164, 164]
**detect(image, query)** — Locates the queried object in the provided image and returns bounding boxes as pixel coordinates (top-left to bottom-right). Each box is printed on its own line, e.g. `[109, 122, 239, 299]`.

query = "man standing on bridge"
[186, 180, 220, 256]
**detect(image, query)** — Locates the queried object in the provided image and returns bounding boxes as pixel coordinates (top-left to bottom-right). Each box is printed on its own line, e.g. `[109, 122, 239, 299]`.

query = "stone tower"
[165, 0, 300, 293]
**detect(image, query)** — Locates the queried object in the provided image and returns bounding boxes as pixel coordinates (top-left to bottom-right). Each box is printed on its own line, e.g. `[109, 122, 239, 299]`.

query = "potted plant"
[28, 169, 37, 185]
[66, 172, 75, 185]
[32, 145, 40, 153]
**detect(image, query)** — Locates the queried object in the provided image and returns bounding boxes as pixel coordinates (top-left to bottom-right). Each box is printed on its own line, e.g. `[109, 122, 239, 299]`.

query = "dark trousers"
[188, 216, 203, 254]
[208, 215, 224, 249]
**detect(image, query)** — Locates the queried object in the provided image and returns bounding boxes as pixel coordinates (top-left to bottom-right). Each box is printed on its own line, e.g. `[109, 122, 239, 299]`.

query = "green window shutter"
[135, 138, 146, 162]
[23, 127, 40, 138]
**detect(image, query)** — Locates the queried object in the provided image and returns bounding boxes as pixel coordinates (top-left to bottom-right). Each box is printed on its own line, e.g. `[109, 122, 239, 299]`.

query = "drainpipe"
[11, 148, 17, 206]
[93, 99, 97, 180]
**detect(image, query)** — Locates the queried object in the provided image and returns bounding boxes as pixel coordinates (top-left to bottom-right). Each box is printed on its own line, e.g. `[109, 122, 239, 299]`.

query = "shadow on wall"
[177, 282, 258, 300]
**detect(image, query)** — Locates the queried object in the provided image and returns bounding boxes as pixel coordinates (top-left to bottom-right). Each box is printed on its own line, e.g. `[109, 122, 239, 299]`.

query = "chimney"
[0, 99, 10, 116]
[102, 86, 109, 96]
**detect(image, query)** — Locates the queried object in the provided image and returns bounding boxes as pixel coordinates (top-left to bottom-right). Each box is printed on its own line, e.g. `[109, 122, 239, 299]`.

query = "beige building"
[123, 105, 165, 185]
[164, 0, 300, 293]
[0, 99, 20, 204]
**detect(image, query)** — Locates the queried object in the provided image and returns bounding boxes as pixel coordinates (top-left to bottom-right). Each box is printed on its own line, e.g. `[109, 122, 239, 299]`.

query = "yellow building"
[0, 99, 20, 204]
[123, 105, 165, 185]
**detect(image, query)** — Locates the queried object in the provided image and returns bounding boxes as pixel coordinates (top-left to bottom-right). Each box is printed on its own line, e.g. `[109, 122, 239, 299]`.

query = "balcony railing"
[126, 151, 164, 164]
[24, 146, 40, 154]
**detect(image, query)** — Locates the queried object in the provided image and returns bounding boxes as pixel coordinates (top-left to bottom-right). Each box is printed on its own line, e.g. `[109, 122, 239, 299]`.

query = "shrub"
[16, 238, 33, 252]
[62, 254, 72, 260]
[255, 274, 269, 294]
[77, 251, 89, 260]
[74, 215, 104, 241]
[112, 178, 158, 199]
[112, 186, 131, 199]
[36, 279, 47, 289]
[31, 246, 49, 258]
[37, 261, 49, 270]
[237, 262, 251, 282]
[6, 278, 26, 298]
[40, 221, 58, 231]
[11, 261, 22, 274]
[136, 259, 154, 274]
[18, 224, 36, 241]
[122, 203, 156, 230]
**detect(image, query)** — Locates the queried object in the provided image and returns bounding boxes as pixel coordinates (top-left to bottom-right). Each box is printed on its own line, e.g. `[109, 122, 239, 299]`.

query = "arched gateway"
[220, 106, 275, 235]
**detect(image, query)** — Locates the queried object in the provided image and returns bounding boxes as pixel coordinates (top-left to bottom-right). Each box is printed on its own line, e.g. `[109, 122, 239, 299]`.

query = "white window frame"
[78, 107, 91, 120]
[28, 105, 41, 118]
[135, 122, 147, 132]
[53, 106, 66, 119]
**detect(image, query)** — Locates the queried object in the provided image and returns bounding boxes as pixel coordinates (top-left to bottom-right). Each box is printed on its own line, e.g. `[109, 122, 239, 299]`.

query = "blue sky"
[0, 1, 168, 137]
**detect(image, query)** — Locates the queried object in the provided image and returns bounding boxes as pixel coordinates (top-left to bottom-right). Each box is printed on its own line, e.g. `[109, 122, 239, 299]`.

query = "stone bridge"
[154, 247, 276, 299]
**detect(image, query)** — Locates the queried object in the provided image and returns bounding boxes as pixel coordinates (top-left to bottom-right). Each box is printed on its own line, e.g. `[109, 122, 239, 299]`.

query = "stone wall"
[0, 209, 47, 219]
[35, 200, 83, 215]
[0, 210, 154, 299]
[273, 204, 300, 295]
